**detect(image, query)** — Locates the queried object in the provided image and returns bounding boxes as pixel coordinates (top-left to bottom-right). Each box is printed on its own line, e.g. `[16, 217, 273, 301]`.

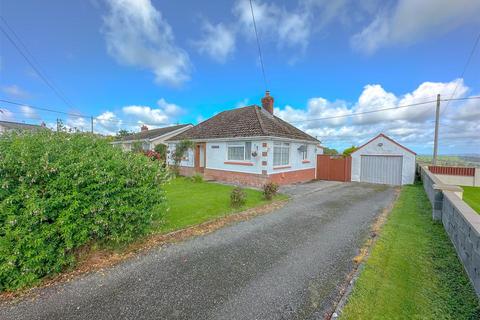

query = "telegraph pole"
[91, 116, 94, 134]
[433, 94, 440, 165]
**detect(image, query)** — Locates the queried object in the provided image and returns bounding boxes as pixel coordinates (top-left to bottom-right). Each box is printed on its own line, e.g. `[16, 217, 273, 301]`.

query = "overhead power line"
[288, 96, 480, 124]
[0, 16, 75, 109]
[249, 0, 268, 91]
[441, 31, 480, 115]
[0, 99, 174, 127]
[2, 96, 479, 127]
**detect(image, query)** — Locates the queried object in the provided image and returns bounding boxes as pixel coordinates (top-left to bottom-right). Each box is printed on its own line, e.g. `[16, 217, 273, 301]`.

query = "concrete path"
[1, 181, 397, 320]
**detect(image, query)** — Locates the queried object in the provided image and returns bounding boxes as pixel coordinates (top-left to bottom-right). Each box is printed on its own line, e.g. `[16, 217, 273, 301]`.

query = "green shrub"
[171, 140, 193, 176]
[230, 187, 246, 208]
[0, 131, 169, 291]
[190, 173, 203, 183]
[263, 182, 279, 200]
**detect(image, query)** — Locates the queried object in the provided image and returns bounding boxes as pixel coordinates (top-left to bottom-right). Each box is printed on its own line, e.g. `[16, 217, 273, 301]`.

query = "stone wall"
[420, 165, 480, 296]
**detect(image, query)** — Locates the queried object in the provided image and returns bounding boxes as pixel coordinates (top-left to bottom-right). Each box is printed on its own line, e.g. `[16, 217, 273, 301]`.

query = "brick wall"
[178, 166, 195, 177]
[204, 168, 269, 188]
[269, 168, 316, 185]
[202, 168, 316, 188]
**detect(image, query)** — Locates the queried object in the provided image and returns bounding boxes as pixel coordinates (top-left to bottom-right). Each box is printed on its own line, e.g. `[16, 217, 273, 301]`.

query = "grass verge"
[340, 184, 480, 320]
[462, 186, 480, 214]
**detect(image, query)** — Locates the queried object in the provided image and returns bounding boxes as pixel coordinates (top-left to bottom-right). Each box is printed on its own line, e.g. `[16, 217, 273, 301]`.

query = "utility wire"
[2, 96, 479, 127]
[441, 31, 480, 115]
[0, 99, 174, 127]
[0, 16, 75, 109]
[288, 96, 480, 124]
[249, 0, 268, 91]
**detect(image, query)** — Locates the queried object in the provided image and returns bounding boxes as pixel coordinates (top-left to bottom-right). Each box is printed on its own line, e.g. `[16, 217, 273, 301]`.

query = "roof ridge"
[254, 106, 268, 136]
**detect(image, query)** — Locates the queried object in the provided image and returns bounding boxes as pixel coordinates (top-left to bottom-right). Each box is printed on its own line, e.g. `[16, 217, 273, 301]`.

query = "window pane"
[228, 146, 245, 160]
[245, 142, 251, 160]
[302, 144, 308, 160]
[281, 146, 289, 165]
[273, 146, 281, 166]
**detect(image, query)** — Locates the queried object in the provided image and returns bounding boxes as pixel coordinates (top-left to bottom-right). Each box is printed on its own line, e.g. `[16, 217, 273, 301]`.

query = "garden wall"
[420, 165, 480, 296]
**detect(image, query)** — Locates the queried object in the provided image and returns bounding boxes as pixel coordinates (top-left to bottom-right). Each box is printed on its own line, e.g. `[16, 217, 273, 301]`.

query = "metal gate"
[360, 155, 402, 185]
[316, 155, 351, 182]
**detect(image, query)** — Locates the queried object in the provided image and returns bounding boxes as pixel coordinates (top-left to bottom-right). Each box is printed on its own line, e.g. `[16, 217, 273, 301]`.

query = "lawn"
[159, 177, 287, 233]
[463, 186, 480, 214]
[341, 184, 480, 319]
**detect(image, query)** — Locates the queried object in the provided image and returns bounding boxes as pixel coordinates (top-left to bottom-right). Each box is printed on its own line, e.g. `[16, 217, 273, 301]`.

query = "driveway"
[1, 181, 397, 320]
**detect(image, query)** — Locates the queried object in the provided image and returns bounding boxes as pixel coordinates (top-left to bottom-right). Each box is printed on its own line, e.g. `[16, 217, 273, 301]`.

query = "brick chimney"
[141, 124, 148, 132]
[261, 90, 274, 114]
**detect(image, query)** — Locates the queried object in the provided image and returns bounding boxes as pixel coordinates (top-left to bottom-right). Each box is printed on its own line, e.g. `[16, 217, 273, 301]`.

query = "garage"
[351, 134, 416, 185]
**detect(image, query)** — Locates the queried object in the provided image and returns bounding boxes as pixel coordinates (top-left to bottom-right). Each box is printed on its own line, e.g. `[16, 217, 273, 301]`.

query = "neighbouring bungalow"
[0, 120, 48, 134]
[111, 124, 193, 152]
[166, 91, 321, 187]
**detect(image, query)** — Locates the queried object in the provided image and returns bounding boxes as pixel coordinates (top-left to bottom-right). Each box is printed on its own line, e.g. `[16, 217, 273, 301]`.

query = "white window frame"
[301, 144, 308, 160]
[142, 141, 150, 151]
[227, 141, 252, 161]
[273, 142, 290, 166]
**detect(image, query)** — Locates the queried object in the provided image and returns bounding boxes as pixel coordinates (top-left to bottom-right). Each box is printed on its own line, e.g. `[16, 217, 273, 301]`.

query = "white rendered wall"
[206, 140, 263, 174]
[265, 140, 317, 174]
[351, 136, 415, 185]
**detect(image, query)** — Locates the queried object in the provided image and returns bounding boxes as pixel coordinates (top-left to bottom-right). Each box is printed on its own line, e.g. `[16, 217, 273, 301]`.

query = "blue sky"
[0, 0, 479, 154]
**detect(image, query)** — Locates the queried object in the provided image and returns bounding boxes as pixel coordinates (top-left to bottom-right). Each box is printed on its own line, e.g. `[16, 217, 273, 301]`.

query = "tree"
[323, 147, 339, 155]
[171, 140, 193, 176]
[342, 145, 357, 156]
[116, 129, 133, 138]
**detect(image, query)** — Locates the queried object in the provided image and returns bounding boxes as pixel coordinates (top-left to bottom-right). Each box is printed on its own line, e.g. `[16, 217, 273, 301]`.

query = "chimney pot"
[261, 90, 274, 114]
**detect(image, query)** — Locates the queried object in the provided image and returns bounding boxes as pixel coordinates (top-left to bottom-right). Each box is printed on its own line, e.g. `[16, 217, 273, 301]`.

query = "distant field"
[417, 155, 480, 167]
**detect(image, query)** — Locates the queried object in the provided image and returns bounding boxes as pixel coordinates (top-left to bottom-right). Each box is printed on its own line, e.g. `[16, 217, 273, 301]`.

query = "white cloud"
[194, 21, 236, 63]
[235, 98, 250, 108]
[95, 111, 122, 134]
[0, 108, 14, 121]
[156, 98, 184, 117]
[20, 105, 39, 120]
[2, 85, 30, 99]
[274, 79, 479, 154]
[352, 0, 480, 54]
[233, 0, 311, 51]
[103, 0, 191, 86]
[122, 98, 185, 125]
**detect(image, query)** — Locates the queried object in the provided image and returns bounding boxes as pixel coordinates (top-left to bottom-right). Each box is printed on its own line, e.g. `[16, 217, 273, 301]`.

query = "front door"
[194, 143, 206, 173]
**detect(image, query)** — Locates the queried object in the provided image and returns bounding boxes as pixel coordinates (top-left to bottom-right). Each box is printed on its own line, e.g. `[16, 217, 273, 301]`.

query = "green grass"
[341, 184, 480, 320]
[463, 186, 480, 214]
[158, 177, 287, 233]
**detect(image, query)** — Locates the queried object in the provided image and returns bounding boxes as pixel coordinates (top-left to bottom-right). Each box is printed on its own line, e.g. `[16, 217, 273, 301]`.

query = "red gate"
[316, 155, 351, 182]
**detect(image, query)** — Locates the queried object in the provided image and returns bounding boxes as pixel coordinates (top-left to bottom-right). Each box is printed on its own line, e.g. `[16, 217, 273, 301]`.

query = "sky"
[0, 0, 479, 155]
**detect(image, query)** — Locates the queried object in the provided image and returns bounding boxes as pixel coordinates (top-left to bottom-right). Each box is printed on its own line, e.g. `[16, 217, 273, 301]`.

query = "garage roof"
[352, 133, 417, 155]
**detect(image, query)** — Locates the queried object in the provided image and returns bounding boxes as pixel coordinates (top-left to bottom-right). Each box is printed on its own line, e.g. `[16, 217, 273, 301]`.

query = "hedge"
[0, 131, 169, 291]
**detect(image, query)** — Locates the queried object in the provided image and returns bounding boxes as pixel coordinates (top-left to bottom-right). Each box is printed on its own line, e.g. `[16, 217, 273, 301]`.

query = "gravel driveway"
[1, 181, 397, 320]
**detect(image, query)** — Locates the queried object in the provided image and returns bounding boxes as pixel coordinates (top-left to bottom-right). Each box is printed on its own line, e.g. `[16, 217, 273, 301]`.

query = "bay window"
[227, 142, 252, 161]
[273, 142, 290, 166]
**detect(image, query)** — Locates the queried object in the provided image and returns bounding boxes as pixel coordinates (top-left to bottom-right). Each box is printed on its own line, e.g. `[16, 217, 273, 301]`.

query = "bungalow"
[112, 123, 192, 152]
[0, 120, 47, 134]
[166, 91, 320, 187]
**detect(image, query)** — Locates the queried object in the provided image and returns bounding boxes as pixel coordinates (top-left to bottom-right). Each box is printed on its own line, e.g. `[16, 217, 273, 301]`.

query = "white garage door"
[360, 155, 403, 185]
